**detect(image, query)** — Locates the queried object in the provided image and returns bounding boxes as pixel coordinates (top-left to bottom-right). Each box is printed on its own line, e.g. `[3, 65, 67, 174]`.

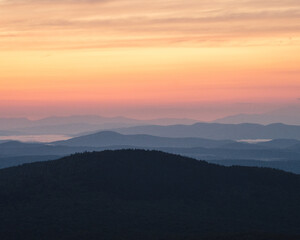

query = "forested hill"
[0, 150, 299, 240]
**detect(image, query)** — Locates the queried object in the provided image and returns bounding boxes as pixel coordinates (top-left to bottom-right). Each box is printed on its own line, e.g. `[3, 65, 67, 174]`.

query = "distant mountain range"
[1, 131, 300, 174]
[1, 104, 300, 137]
[53, 131, 233, 148]
[0, 150, 299, 240]
[113, 122, 300, 140]
[2, 107, 300, 138]
[0, 115, 198, 136]
[53, 130, 300, 151]
[215, 105, 300, 125]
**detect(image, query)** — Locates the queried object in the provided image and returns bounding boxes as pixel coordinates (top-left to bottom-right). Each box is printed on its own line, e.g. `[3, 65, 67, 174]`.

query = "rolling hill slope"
[0, 150, 299, 240]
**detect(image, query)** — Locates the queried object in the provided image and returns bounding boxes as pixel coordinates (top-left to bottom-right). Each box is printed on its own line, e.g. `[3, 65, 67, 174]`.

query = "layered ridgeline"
[113, 122, 300, 140]
[0, 116, 197, 136]
[2, 118, 300, 140]
[0, 150, 299, 240]
[1, 132, 300, 173]
[214, 105, 300, 125]
[53, 131, 233, 148]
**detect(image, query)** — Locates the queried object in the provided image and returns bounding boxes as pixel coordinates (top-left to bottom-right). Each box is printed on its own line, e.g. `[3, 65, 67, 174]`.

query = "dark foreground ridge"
[0, 150, 299, 240]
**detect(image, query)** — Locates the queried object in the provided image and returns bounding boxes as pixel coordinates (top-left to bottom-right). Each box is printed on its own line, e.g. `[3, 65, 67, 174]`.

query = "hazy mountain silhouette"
[0, 141, 95, 157]
[3, 115, 300, 140]
[0, 115, 198, 136]
[1, 131, 300, 173]
[53, 131, 233, 148]
[113, 122, 300, 140]
[257, 139, 300, 148]
[162, 146, 300, 162]
[208, 159, 300, 175]
[0, 150, 299, 240]
[34, 115, 198, 126]
[214, 105, 300, 125]
[0, 117, 32, 129]
[0, 130, 21, 136]
[14, 123, 123, 135]
[217, 142, 268, 150]
[288, 143, 300, 151]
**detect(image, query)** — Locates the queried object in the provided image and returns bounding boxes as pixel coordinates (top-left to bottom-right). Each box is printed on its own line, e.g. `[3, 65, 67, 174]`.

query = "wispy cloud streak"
[0, 0, 299, 49]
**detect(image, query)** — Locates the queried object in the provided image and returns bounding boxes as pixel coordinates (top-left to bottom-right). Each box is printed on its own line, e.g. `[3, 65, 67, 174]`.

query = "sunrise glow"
[1, 0, 299, 119]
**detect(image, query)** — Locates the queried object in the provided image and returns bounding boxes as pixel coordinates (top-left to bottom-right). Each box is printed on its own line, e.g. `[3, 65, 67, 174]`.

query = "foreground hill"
[0, 150, 299, 240]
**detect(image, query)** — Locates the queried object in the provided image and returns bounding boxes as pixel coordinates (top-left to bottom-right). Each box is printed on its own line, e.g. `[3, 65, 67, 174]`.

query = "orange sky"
[0, 0, 299, 119]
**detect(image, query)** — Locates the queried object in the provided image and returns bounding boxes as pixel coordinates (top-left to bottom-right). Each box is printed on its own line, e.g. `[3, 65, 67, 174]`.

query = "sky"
[0, 0, 299, 120]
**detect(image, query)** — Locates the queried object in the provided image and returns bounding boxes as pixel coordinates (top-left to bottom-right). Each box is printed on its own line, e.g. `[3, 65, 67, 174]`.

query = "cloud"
[1, 0, 112, 3]
[1, 0, 300, 50]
